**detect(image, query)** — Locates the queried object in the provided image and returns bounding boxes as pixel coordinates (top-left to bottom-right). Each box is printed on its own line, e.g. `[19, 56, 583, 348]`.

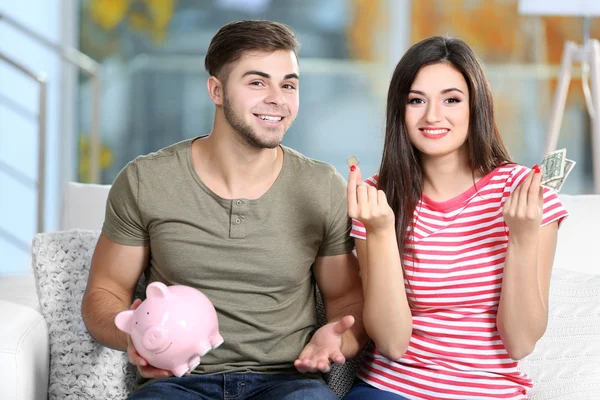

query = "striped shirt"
[351, 164, 568, 400]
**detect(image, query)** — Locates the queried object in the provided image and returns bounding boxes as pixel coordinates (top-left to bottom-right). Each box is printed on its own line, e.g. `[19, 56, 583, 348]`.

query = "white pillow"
[519, 268, 600, 399]
[61, 182, 111, 231]
[555, 195, 600, 276]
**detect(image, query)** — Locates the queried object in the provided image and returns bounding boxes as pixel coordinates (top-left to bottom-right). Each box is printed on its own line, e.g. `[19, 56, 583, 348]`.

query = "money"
[540, 148, 575, 192]
[542, 158, 575, 192]
[540, 148, 566, 185]
[346, 156, 360, 168]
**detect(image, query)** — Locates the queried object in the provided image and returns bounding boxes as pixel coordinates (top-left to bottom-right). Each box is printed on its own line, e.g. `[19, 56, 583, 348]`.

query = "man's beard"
[223, 94, 283, 149]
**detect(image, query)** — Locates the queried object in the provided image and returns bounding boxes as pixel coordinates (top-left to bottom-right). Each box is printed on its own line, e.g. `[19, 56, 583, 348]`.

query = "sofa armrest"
[0, 299, 49, 400]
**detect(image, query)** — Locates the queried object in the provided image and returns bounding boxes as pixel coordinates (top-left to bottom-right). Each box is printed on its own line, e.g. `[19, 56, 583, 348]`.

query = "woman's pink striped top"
[351, 164, 568, 400]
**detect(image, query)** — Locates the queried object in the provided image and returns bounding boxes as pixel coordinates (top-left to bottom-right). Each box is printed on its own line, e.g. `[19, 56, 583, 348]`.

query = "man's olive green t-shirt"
[102, 138, 354, 375]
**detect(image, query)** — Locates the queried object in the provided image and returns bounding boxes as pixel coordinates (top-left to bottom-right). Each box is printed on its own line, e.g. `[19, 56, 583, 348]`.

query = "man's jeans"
[128, 373, 339, 400]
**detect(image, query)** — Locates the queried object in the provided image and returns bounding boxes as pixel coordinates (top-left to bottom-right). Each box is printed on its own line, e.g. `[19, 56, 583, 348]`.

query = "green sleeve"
[102, 161, 150, 246]
[317, 169, 354, 257]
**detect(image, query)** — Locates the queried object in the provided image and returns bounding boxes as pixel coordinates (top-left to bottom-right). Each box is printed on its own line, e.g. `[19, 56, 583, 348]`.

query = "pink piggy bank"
[115, 281, 224, 377]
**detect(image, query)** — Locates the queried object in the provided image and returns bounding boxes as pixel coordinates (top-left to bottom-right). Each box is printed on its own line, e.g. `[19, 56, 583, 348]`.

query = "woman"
[344, 36, 568, 400]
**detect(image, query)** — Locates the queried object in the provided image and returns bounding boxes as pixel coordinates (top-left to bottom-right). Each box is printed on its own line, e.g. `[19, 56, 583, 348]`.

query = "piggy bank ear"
[146, 281, 169, 300]
[115, 310, 134, 333]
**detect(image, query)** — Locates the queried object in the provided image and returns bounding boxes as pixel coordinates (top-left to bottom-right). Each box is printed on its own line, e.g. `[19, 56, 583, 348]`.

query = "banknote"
[540, 148, 566, 185]
[542, 158, 575, 192]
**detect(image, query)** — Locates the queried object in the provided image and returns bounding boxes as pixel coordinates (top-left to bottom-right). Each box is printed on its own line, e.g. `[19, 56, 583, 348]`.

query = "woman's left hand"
[503, 165, 543, 240]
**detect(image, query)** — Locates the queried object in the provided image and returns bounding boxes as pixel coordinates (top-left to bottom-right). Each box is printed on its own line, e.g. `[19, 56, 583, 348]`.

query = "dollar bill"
[542, 158, 575, 192]
[540, 148, 566, 185]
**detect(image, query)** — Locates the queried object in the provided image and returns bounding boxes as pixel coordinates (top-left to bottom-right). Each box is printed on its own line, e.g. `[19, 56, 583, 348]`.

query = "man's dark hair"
[205, 20, 300, 80]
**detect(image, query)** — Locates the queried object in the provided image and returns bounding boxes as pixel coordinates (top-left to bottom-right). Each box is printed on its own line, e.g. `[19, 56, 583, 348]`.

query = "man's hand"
[127, 299, 173, 379]
[294, 315, 355, 373]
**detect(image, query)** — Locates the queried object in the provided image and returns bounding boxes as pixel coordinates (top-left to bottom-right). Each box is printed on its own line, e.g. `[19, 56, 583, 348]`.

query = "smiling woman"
[345, 36, 569, 400]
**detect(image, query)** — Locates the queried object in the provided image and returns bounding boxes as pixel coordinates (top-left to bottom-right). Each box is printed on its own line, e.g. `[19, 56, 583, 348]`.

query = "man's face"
[221, 50, 300, 149]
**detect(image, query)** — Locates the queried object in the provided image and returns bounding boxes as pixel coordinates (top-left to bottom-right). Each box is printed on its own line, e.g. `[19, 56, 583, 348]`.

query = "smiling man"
[81, 20, 366, 400]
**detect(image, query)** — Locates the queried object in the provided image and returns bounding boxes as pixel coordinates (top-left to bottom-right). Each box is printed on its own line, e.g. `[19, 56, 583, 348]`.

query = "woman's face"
[404, 63, 470, 161]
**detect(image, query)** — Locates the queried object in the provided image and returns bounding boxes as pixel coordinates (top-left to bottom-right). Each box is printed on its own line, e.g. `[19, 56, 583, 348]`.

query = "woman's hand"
[347, 166, 395, 233]
[503, 165, 543, 240]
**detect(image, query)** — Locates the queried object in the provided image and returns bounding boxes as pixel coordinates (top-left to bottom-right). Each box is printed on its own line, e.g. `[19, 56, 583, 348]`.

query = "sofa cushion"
[0, 299, 49, 400]
[518, 268, 600, 399]
[555, 194, 600, 276]
[32, 230, 136, 400]
[61, 182, 110, 231]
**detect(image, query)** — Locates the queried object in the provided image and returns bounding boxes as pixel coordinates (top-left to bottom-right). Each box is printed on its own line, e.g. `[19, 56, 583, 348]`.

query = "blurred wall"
[411, 0, 599, 194]
[2, 0, 598, 275]
[0, 0, 72, 274]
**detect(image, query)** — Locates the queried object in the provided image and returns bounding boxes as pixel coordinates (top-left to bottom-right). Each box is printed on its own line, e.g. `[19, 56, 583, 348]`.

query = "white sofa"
[1, 184, 600, 399]
[0, 182, 110, 400]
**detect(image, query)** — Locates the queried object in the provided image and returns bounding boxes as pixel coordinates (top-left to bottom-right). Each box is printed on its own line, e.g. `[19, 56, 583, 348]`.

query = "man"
[81, 20, 366, 400]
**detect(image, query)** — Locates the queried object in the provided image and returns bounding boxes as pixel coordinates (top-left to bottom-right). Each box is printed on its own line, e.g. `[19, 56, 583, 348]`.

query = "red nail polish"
[533, 164, 540, 173]
[350, 165, 356, 172]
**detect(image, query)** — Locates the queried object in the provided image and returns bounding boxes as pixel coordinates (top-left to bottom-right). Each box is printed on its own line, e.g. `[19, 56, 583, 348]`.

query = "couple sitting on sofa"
[81, 20, 567, 400]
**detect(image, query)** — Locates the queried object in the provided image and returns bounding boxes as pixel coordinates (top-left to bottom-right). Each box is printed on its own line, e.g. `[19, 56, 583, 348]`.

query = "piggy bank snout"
[142, 327, 167, 350]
